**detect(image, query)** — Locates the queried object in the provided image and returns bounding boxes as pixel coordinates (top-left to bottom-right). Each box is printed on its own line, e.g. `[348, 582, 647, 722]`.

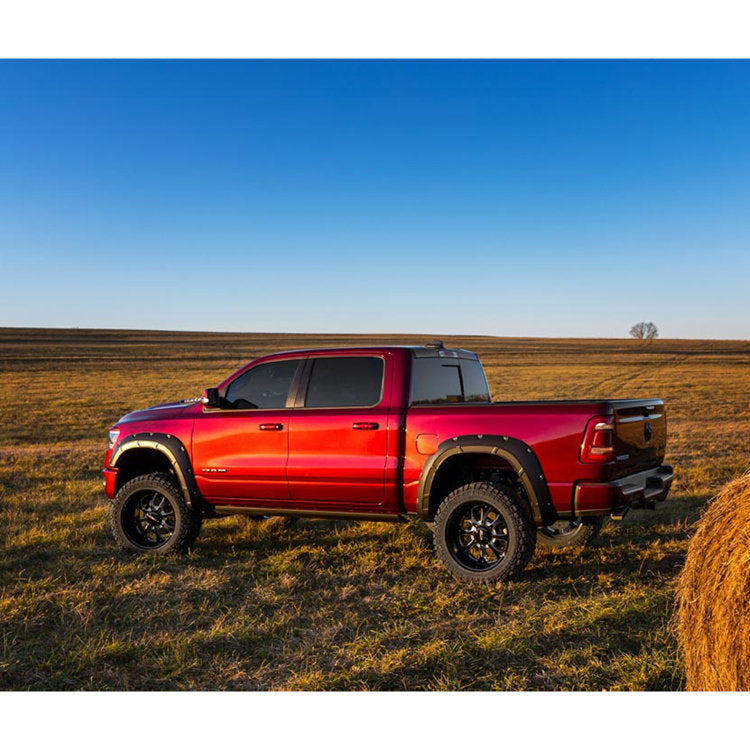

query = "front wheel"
[537, 517, 604, 549]
[109, 472, 202, 554]
[433, 482, 536, 583]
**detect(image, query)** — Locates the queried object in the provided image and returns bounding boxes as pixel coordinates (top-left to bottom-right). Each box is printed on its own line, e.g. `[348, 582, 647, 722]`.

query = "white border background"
[1, 0, 749, 58]
[3, 691, 750, 745]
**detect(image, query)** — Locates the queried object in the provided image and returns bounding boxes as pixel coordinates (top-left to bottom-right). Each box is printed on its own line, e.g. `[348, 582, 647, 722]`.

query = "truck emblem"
[644, 422, 652, 442]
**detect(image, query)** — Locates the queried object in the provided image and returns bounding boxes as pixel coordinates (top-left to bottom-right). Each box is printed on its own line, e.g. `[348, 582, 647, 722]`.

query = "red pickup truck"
[103, 343, 673, 582]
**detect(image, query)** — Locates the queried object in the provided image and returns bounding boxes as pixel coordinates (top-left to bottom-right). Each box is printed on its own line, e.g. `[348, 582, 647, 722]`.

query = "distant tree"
[630, 321, 658, 340]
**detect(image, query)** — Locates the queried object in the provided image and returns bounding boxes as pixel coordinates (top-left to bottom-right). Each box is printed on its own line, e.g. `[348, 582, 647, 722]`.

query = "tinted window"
[411, 358, 490, 405]
[225, 359, 300, 409]
[305, 357, 384, 408]
[461, 359, 491, 402]
[411, 360, 462, 404]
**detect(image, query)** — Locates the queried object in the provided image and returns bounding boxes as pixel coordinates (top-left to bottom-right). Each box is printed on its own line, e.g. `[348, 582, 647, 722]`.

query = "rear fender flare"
[109, 432, 202, 511]
[417, 435, 556, 526]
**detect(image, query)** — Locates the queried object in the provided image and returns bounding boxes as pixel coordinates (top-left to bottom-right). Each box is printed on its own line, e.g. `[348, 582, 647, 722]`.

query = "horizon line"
[1, 325, 748, 343]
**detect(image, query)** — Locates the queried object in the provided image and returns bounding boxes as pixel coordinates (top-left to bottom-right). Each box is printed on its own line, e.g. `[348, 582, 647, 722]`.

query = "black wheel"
[109, 472, 202, 554]
[537, 517, 604, 549]
[433, 482, 536, 583]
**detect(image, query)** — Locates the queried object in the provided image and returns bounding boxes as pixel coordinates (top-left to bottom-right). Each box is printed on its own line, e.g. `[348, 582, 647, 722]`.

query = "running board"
[211, 505, 406, 522]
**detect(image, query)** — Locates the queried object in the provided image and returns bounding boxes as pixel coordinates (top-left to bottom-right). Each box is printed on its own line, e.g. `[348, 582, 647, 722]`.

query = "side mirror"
[202, 387, 222, 408]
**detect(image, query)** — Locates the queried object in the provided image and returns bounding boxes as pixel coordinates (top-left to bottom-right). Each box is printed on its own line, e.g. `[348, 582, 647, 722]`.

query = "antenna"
[427, 339, 445, 348]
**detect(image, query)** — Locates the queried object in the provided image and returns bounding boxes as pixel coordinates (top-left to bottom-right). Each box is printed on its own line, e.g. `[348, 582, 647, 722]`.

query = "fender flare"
[108, 432, 202, 511]
[416, 435, 557, 526]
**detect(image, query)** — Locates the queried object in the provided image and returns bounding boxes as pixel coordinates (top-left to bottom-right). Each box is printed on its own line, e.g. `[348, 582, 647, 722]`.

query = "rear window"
[411, 358, 491, 405]
[305, 356, 384, 408]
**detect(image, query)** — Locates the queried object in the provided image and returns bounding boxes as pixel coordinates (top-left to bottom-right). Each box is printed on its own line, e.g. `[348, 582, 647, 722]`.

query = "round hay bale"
[676, 472, 750, 690]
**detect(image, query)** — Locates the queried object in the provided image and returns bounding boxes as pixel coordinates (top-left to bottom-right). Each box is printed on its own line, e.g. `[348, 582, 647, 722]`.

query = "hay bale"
[676, 472, 750, 690]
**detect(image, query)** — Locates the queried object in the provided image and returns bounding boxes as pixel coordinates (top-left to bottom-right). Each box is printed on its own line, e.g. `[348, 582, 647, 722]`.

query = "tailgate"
[612, 399, 666, 477]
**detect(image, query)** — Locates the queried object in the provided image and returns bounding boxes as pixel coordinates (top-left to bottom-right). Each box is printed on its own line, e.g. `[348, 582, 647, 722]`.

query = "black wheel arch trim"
[108, 432, 203, 511]
[416, 435, 557, 526]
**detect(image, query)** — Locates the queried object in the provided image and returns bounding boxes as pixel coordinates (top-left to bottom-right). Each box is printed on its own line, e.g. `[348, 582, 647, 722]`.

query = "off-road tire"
[537, 517, 604, 549]
[109, 472, 202, 554]
[433, 482, 536, 583]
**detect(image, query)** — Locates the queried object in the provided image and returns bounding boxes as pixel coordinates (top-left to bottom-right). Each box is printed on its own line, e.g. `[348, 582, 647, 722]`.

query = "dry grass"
[675, 473, 750, 690]
[1, 328, 749, 690]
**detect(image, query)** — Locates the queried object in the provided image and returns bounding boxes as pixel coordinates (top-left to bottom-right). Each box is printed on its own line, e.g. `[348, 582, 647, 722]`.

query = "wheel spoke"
[489, 514, 505, 529]
[459, 534, 476, 550]
[489, 539, 507, 557]
[123, 489, 179, 548]
[446, 499, 516, 572]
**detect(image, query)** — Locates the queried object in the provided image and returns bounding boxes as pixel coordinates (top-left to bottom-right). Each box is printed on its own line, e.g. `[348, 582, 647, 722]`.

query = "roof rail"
[426, 339, 445, 348]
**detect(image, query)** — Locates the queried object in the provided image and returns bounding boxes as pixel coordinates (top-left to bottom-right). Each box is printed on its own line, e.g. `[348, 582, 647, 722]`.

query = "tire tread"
[109, 472, 202, 554]
[433, 481, 536, 583]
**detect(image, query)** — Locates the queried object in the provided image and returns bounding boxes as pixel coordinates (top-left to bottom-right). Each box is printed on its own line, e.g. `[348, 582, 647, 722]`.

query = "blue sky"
[0, 60, 748, 338]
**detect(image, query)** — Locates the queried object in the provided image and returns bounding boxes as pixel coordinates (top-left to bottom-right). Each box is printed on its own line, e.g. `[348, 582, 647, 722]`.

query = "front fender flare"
[416, 435, 557, 526]
[109, 432, 202, 511]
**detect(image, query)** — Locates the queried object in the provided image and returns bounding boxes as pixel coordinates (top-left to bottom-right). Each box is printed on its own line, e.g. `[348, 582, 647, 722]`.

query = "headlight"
[108, 428, 120, 450]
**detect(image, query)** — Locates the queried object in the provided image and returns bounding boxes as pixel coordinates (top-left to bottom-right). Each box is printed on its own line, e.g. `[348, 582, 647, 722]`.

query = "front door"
[192, 357, 303, 502]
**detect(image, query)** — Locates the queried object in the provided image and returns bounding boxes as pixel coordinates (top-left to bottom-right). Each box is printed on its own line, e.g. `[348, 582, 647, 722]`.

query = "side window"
[304, 357, 384, 408]
[411, 360, 463, 404]
[224, 359, 300, 409]
[410, 358, 491, 405]
[460, 359, 491, 402]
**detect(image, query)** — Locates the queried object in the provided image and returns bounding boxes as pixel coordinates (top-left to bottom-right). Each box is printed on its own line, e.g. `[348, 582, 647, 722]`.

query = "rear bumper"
[102, 467, 118, 499]
[574, 465, 674, 516]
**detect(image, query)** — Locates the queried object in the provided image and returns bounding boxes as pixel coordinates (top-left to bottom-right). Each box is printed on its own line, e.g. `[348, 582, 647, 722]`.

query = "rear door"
[286, 355, 391, 507]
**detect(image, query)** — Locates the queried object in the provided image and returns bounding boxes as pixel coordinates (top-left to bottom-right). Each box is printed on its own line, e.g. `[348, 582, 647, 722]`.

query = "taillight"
[580, 415, 615, 463]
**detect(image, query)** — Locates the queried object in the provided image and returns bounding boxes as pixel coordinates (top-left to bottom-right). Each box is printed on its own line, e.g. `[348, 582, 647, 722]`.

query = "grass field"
[1, 328, 749, 690]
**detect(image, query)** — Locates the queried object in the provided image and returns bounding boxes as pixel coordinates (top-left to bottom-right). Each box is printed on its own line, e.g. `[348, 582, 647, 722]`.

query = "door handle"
[352, 422, 379, 430]
[259, 423, 284, 431]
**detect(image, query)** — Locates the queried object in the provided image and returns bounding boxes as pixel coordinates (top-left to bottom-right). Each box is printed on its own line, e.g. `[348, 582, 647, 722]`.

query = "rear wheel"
[537, 517, 603, 549]
[433, 482, 536, 583]
[109, 472, 202, 554]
